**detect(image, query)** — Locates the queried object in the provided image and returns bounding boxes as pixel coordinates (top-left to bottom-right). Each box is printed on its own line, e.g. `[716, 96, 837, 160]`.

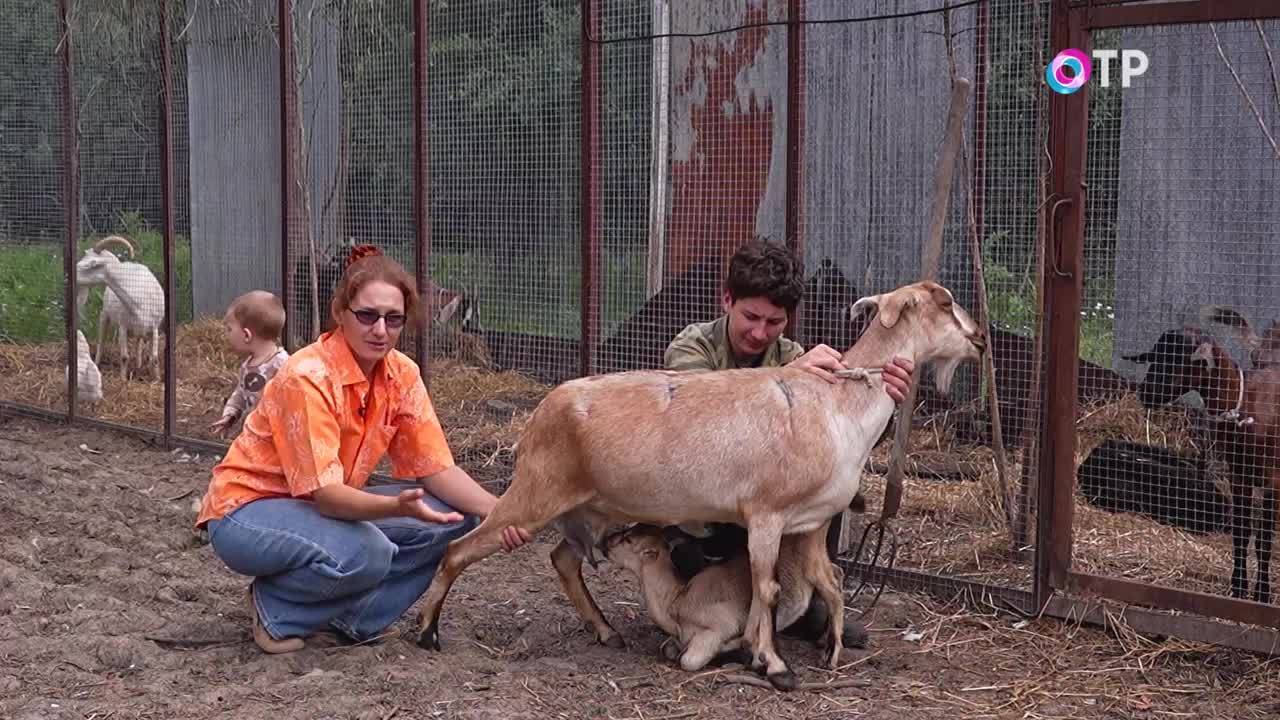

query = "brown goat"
[1130, 309, 1280, 602]
[413, 281, 985, 689]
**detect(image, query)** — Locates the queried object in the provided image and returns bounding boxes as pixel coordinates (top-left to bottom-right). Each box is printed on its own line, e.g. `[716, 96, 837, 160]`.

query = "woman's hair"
[328, 244, 421, 329]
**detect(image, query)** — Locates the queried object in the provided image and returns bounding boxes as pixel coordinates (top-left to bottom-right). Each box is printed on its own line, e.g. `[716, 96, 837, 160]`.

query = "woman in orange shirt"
[197, 246, 529, 653]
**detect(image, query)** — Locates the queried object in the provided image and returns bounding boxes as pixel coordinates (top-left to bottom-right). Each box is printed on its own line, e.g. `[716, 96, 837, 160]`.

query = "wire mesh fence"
[0, 0, 66, 414]
[1074, 17, 1280, 605]
[6, 0, 1280, 645]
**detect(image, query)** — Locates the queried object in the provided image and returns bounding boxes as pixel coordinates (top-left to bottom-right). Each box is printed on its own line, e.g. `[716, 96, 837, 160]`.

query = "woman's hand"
[501, 525, 532, 553]
[396, 487, 464, 524]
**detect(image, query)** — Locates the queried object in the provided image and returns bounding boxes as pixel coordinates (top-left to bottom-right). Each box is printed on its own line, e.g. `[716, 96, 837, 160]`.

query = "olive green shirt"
[664, 316, 805, 372]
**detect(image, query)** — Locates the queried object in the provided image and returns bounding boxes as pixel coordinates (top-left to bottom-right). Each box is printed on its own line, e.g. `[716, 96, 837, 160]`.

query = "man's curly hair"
[723, 239, 805, 310]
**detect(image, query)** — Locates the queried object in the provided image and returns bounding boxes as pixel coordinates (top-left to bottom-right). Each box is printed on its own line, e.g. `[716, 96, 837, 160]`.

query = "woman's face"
[338, 280, 406, 374]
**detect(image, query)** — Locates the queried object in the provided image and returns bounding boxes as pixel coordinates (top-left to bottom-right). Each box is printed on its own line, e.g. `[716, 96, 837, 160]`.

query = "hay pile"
[848, 389, 1240, 596]
[0, 318, 241, 434]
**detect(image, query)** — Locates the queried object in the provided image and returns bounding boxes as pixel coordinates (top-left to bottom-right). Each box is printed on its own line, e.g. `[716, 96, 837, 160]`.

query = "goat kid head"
[601, 524, 669, 572]
[1122, 328, 1208, 408]
[848, 280, 985, 395]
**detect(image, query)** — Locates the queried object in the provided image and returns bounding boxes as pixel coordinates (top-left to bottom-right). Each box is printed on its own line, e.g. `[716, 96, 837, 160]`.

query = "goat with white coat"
[74, 235, 165, 378]
[413, 280, 986, 689]
[64, 329, 104, 404]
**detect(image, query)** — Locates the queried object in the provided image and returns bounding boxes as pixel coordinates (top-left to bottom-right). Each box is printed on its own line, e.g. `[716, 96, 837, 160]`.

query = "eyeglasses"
[347, 307, 407, 329]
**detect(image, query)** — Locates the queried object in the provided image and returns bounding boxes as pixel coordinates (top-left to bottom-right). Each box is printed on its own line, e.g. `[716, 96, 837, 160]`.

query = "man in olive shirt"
[663, 239, 914, 648]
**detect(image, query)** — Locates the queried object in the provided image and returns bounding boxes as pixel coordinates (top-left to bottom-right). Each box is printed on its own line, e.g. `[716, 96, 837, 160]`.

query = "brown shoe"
[247, 585, 304, 654]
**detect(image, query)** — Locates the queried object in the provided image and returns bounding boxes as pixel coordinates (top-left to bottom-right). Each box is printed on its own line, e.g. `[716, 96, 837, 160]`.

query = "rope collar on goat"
[1206, 365, 1255, 427]
[832, 367, 883, 386]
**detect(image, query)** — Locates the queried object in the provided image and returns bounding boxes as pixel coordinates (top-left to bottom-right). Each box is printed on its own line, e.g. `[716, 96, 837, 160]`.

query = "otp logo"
[1045, 49, 1092, 94]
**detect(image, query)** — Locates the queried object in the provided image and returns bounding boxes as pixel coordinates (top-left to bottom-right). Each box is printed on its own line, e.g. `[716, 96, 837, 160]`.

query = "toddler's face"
[223, 313, 253, 354]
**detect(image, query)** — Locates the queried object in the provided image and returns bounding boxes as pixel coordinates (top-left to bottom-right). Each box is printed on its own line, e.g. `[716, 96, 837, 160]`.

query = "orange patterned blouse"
[196, 330, 455, 527]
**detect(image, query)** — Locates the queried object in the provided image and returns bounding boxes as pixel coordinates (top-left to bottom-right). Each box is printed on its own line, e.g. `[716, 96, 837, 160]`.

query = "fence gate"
[1043, 0, 1280, 647]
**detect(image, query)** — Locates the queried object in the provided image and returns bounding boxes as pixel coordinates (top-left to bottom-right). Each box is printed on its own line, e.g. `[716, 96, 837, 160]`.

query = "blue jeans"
[207, 483, 477, 642]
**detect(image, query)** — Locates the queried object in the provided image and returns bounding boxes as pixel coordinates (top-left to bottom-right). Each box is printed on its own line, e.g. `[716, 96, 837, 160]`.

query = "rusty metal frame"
[971, 0, 988, 274]
[579, 0, 602, 378]
[279, 0, 297, 351]
[159, 0, 177, 447]
[58, 0, 78, 424]
[842, 560, 1280, 656]
[1038, 0, 1090, 601]
[1079, 0, 1280, 28]
[413, 0, 431, 384]
[1037, 0, 1280, 643]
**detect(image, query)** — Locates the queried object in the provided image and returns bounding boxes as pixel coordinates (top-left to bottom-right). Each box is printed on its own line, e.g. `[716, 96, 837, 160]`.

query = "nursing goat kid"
[602, 524, 831, 673]
[414, 281, 986, 689]
[74, 235, 165, 378]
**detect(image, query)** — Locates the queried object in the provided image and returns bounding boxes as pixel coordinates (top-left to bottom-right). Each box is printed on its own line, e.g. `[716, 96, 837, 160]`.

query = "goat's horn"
[92, 234, 136, 259]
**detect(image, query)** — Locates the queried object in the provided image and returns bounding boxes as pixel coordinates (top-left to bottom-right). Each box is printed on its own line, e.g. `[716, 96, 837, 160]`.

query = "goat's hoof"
[600, 632, 626, 650]
[660, 639, 681, 662]
[767, 669, 798, 691]
[417, 622, 442, 651]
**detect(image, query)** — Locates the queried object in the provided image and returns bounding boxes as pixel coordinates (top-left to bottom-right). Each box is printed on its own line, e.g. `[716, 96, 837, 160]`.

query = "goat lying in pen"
[414, 281, 986, 689]
[1126, 308, 1280, 602]
[65, 329, 103, 404]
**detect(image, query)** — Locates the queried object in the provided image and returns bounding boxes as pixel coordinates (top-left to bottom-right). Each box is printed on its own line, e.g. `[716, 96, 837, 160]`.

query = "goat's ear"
[928, 285, 954, 310]
[850, 295, 879, 324]
[875, 289, 919, 329]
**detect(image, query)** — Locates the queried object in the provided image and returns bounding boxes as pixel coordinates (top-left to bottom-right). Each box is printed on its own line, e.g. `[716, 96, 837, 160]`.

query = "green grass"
[428, 247, 650, 339]
[984, 257, 1115, 368]
[0, 214, 193, 344]
[3, 221, 1116, 366]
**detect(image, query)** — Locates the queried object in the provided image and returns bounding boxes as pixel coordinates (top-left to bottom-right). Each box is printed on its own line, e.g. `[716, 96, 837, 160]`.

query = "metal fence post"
[785, 0, 804, 343]
[279, 0, 296, 351]
[413, 0, 431, 385]
[58, 0, 78, 423]
[159, 0, 177, 447]
[579, 0, 601, 378]
[1036, 0, 1089, 602]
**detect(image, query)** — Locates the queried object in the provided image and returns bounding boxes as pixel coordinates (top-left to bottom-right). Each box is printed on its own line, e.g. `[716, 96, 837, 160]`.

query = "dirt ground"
[2, 416, 1279, 720]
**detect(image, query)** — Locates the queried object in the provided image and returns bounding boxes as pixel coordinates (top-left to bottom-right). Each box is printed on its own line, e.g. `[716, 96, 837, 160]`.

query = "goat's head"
[601, 524, 669, 572]
[1123, 326, 1226, 408]
[76, 235, 135, 281]
[849, 280, 985, 395]
[1198, 304, 1280, 369]
[75, 235, 136, 309]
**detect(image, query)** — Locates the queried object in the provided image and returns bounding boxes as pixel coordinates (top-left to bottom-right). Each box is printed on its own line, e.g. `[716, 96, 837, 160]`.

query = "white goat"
[414, 280, 985, 690]
[74, 235, 165, 378]
[602, 524, 831, 673]
[64, 329, 104, 404]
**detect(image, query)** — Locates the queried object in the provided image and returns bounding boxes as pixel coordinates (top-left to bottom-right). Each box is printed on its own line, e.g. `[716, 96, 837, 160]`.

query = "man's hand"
[501, 526, 532, 553]
[397, 487, 465, 524]
[882, 356, 914, 404]
[788, 344, 846, 384]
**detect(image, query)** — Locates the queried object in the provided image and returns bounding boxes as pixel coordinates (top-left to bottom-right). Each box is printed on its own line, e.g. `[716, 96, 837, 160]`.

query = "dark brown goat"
[1127, 316, 1280, 603]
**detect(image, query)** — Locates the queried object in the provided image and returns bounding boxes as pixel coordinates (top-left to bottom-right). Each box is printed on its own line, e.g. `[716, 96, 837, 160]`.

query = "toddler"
[211, 290, 289, 438]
